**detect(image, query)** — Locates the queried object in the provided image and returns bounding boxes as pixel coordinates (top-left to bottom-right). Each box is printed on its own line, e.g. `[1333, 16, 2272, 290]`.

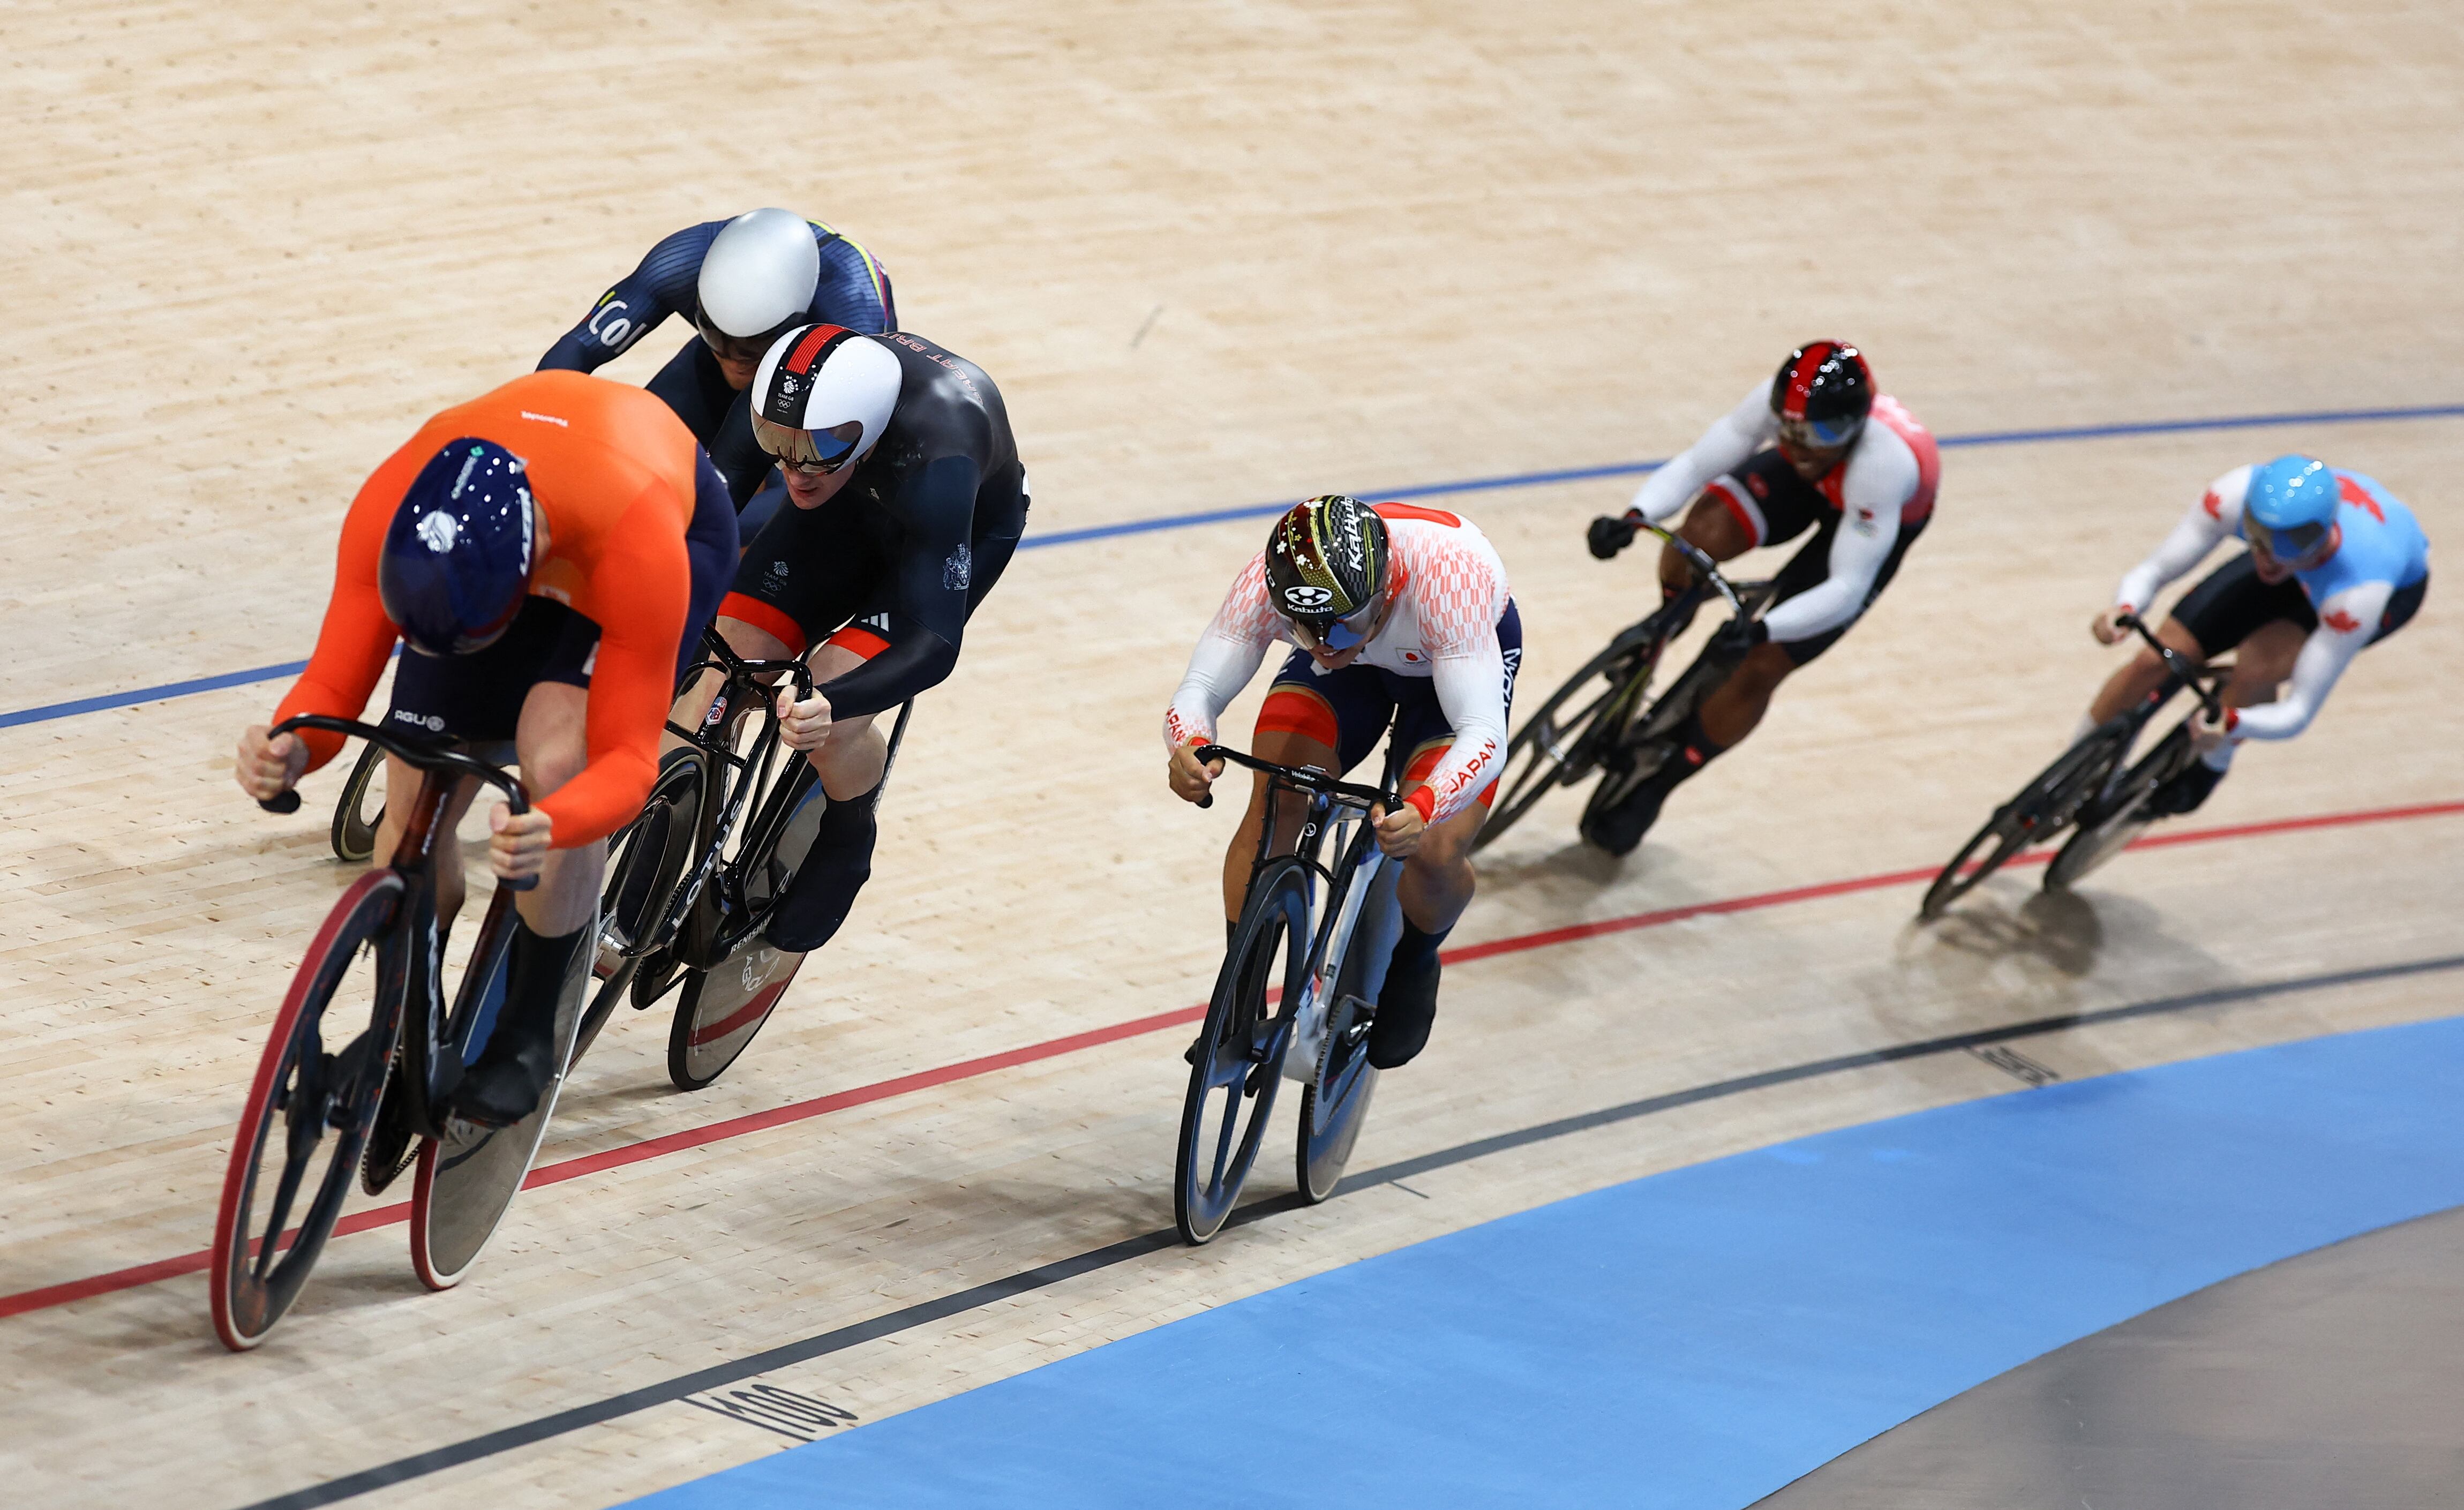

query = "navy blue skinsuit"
[538, 217, 896, 507]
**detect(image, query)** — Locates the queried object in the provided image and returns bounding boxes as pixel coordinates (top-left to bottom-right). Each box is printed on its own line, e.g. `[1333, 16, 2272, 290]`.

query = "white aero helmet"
[695, 208, 821, 354]
[749, 324, 903, 472]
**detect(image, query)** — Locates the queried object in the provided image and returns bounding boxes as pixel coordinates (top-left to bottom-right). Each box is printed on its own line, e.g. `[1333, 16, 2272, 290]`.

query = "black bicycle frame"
[1197, 743, 1396, 976]
[261, 713, 534, 1141]
[649, 630, 817, 964]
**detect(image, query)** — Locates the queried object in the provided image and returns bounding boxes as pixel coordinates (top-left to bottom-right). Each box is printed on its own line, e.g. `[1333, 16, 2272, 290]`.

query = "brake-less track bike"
[1919, 613, 2233, 919]
[213, 715, 576, 1349]
[587, 628, 913, 1091]
[1474, 517, 1774, 853]
[1174, 745, 1402, 1244]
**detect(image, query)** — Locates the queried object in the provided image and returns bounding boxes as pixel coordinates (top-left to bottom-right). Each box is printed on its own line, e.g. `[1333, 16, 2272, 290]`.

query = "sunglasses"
[1776, 412, 1863, 453]
[752, 414, 866, 475]
[1292, 597, 1383, 652]
[2255, 520, 2331, 561]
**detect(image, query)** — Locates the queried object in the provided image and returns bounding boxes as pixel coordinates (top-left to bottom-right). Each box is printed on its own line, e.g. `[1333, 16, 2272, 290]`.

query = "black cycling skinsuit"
[720, 332, 1030, 953]
[537, 217, 896, 505]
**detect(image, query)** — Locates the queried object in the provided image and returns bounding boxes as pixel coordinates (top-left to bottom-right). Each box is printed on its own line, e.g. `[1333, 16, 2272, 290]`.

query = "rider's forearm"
[2114, 500, 2230, 614]
[1417, 648, 1508, 823]
[1630, 384, 1772, 524]
[1761, 509, 1897, 643]
[818, 628, 957, 723]
[1163, 630, 1269, 750]
[2230, 612, 2371, 741]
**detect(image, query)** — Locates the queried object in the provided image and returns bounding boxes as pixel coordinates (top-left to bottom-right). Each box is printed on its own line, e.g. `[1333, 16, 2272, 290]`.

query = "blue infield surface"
[629, 1013, 2464, 1509]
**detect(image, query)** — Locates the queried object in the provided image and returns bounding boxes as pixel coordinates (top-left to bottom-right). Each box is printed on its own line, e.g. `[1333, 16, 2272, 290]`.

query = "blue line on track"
[7, 401, 2459, 731]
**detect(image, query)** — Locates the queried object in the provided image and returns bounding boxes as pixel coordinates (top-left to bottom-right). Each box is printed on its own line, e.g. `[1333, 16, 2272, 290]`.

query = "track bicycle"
[1174, 745, 1401, 1244]
[213, 716, 582, 1349]
[329, 739, 387, 862]
[1919, 614, 2232, 919]
[587, 628, 914, 1092]
[1474, 515, 1775, 853]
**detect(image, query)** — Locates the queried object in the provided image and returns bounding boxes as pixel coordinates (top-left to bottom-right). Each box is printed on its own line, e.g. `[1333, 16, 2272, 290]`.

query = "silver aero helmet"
[694, 209, 822, 361]
[748, 324, 903, 474]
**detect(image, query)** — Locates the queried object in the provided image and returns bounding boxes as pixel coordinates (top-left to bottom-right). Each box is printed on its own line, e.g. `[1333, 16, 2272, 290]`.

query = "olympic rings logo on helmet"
[749, 324, 903, 477]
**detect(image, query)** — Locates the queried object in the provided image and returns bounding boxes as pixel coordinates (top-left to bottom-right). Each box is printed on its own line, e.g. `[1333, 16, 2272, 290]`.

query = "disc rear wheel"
[2046, 728, 2189, 893]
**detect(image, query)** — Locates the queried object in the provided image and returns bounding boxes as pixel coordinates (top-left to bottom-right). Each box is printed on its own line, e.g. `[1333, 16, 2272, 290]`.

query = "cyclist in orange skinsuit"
[236, 369, 735, 1125]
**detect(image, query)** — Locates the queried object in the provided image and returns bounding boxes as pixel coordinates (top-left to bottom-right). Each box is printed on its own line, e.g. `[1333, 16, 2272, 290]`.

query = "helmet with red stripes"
[1768, 341, 1873, 452]
[749, 323, 902, 474]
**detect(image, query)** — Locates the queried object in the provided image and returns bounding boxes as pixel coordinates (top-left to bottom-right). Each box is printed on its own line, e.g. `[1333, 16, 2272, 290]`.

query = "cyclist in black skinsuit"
[679, 324, 1028, 957]
[538, 208, 896, 515]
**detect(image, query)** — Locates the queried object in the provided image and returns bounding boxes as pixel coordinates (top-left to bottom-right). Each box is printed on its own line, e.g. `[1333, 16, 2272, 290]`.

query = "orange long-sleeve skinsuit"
[271, 371, 698, 846]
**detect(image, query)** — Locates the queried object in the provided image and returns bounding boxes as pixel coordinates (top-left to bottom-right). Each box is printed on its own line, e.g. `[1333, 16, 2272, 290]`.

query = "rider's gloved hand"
[1706, 616, 1769, 663]
[1587, 514, 1639, 560]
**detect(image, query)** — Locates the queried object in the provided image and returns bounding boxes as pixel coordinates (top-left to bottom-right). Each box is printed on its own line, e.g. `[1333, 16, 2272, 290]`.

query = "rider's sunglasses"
[1293, 597, 1381, 652]
[2257, 519, 2331, 562]
[1775, 412, 1862, 454]
[752, 414, 866, 475]
[696, 314, 791, 370]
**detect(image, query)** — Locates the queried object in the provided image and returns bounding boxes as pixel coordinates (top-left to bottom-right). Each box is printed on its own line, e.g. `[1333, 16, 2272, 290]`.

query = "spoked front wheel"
[1176, 858, 1311, 1244]
[1919, 723, 2132, 920]
[1473, 643, 1646, 854]
[211, 870, 406, 1351]
[2045, 727, 2191, 893]
[328, 741, 388, 863]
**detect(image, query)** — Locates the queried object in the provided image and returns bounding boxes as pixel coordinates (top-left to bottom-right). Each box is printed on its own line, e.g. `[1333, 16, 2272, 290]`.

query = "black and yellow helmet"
[1263, 494, 1390, 636]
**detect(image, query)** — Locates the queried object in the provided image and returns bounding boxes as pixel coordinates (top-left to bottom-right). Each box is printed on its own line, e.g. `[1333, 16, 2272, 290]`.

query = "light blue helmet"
[2244, 454, 2339, 561]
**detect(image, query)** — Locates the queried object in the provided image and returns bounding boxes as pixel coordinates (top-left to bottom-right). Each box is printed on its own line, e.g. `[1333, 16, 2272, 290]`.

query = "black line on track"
[235, 952, 2464, 1510]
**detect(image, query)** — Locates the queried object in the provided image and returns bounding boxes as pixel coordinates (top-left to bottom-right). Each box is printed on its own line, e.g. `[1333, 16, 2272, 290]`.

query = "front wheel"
[1919, 723, 2132, 920]
[2044, 726, 2192, 893]
[211, 869, 406, 1351]
[1176, 858, 1311, 1244]
[1474, 642, 1648, 854]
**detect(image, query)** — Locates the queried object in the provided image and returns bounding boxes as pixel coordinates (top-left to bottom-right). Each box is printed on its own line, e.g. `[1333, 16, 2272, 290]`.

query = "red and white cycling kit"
[1627, 384, 1938, 644]
[1165, 506, 1514, 825]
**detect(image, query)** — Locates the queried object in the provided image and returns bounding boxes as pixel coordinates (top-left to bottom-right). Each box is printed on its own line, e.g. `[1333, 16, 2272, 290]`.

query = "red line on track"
[6, 797, 2456, 1321]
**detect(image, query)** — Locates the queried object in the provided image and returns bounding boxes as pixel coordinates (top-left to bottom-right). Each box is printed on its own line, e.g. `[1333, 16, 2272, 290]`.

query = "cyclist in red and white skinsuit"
[1582, 341, 1939, 853]
[1166, 495, 1521, 1070]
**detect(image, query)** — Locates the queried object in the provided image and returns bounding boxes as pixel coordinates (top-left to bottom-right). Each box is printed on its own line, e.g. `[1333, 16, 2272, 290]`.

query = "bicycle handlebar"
[1189, 742, 1395, 813]
[1609, 512, 1750, 620]
[264, 714, 539, 889]
[2114, 613, 2227, 718]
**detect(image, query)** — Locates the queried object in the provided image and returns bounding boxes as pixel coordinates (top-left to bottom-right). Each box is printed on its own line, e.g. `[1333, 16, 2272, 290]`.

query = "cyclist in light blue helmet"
[2082, 453, 2430, 815]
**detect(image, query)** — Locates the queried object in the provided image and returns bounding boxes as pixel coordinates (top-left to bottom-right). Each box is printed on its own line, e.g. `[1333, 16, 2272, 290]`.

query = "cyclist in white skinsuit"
[1582, 342, 1940, 854]
[1165, 495, 1521, 1071]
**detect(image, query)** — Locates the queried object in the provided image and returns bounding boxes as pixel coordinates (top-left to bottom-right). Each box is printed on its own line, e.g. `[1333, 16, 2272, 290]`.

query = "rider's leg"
[2085, 615, 2209, 726]
[667, 614, 791, 753]
[1368, 786, 1487, 1071]
[373, 765, 481, 922]
[2150, 619, 2305, 815]
[1219, 724, 1339, 923]
[763, 635, 890, 953]
[453, 680, 606, 1126]
[1656, 490, 1755, 603]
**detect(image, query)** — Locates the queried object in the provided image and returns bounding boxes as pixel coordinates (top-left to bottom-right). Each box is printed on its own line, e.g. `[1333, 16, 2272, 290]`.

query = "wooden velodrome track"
[4, 3, 2458, 1505]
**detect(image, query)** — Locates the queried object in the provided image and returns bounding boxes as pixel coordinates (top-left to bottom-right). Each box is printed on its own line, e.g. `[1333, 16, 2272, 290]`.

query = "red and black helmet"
[1768, 341, 1873, 450]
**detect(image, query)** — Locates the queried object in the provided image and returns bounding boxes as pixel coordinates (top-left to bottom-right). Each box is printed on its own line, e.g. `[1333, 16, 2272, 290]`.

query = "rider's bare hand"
[776, 685, 834, 751]
[234, 725, 307, 802]
[2091, 606, 2132, 645]
[486, 803, 553, 882]
[1371, 800, 1428, 858]
[1168, 740, 1223, 804]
